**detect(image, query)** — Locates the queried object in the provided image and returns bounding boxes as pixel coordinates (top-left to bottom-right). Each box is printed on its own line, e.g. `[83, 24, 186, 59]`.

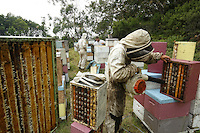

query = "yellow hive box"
[59, 103, 66, 120]
[173, 41, 196, 61]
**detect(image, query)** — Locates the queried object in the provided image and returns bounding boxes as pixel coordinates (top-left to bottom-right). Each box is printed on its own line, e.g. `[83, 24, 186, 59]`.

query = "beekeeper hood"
[81, 33, 87, 39]
[119, 29, 154, 60]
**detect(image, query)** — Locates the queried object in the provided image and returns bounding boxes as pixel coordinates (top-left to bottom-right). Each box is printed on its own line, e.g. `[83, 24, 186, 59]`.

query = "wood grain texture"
[40, 41, 51, 132]
[22, 42, 39, 133]
[46, 41, 56, 129]
[32, 42, 46, 132]
[0, 43, 20, 132]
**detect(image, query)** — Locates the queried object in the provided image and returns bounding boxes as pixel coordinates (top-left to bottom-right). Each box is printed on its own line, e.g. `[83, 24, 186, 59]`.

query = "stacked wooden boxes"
[70, 80, 107, 131]
[0, 36, 58, 132]
[133, 41, 200, 132]
[87, 46, 93, 61]
[56, 40, 70, 82]
[134, 59, 200, 133]
[58, 76, 67, 120]
[133, 89, 190, 133]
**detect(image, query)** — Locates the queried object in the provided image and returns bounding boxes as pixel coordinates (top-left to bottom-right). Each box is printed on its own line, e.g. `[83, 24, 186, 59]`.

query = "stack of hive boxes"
[56, 41, 68, 120]
[134, 60, 200, 133]
[56, 40, 70, 82]
[87, 46, 93, 61]
[58, 76, 67, 120]
[133, 42, 200, 133]
[94, 46, 109, 69]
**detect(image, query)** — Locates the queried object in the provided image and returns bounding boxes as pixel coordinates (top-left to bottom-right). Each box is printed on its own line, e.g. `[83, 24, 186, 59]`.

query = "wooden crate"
[161, 59, 200, 102]
[0, 36, 58, 133]
[70, 80, 107, 130]
[144, 109, 189, 133]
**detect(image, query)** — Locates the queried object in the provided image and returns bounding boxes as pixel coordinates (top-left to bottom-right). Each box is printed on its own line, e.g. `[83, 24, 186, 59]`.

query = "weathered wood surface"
[0, 42, 21, 132]
[0, 38, 57, 133]
[47, 41, 56, 129]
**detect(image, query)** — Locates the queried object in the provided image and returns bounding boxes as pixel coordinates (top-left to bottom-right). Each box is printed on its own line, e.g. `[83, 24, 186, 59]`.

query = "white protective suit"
[77, 33, 87, 69]
[105, 29, 163, 133]
[94, 39, 105, 45]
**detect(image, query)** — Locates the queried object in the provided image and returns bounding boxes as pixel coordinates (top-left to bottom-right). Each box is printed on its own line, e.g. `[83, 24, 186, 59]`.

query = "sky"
[0, 0, 90, 36]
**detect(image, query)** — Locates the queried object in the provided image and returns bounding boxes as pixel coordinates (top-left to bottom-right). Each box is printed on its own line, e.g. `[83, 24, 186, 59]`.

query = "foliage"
[160, 0, 200, 39]
[50, 0, 200, 60]
[0, 13, 50, 36]
[52, 4, 91, 39]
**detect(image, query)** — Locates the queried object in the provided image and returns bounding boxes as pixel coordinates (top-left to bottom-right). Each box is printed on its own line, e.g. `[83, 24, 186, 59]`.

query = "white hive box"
[94, 46, 109, 64]
[105, 38, 119, 47]
[133, 98, 145, 121]
[70, 80, 107, 130]
[87, 46, 93, 61]
[56, 48, 67, 65]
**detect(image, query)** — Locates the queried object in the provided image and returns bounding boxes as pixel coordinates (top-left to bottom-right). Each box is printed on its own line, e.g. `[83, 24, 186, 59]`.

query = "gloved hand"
[160, 55, 171, 63]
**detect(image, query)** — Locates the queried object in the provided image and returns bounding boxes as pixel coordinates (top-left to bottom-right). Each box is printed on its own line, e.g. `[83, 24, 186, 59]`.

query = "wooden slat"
[9, 42, 27, 132]
[175, 64, 182, 97]
[0, 43, 21, 132]
[32, 42, 46, 132]
[0, 44, 13, 132]
[40, 41, 51, 132]
[15, 43, 31, 133]
[46, 41, 56, 129]
[0, 65, 7, 133]
[22, 42, 39, 133]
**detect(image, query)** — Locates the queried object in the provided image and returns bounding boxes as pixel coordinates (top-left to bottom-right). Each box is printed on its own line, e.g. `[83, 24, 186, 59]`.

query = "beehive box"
[148, 42, 167, 73]
[144, 109, 189, 133]
[105, 38, 119, 47]
[144, 89, 191, 120]
[56, 48, 67, 65]
[94, 46, 109, 63]
[161, 59, 200, 102]
[87, 47, 94, 61]
[0, 36, 58, 132]
[173, 41, 196, 61]
[70, 80, 107, 130]
[66, 51, 70, 69]
[133, 94, 145, 121]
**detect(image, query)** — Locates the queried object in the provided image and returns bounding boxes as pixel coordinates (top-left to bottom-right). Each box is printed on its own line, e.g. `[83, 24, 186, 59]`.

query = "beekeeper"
[94, 36, 105, 45]
[105, 29, 170, 133]
[77, 33, 87, 70]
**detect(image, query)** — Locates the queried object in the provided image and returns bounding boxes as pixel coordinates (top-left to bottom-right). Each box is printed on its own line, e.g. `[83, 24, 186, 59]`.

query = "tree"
[0, 13, 49, 36]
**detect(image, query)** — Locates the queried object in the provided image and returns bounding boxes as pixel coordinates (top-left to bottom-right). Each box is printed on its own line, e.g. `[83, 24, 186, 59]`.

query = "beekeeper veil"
[119, 29, 154, 60]
[81, 33, 87, 39]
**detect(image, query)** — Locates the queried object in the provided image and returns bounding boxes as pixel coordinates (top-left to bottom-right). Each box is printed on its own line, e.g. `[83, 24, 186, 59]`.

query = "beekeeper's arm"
[110, 48, 137, 83]
[135, 52, 170, 64]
